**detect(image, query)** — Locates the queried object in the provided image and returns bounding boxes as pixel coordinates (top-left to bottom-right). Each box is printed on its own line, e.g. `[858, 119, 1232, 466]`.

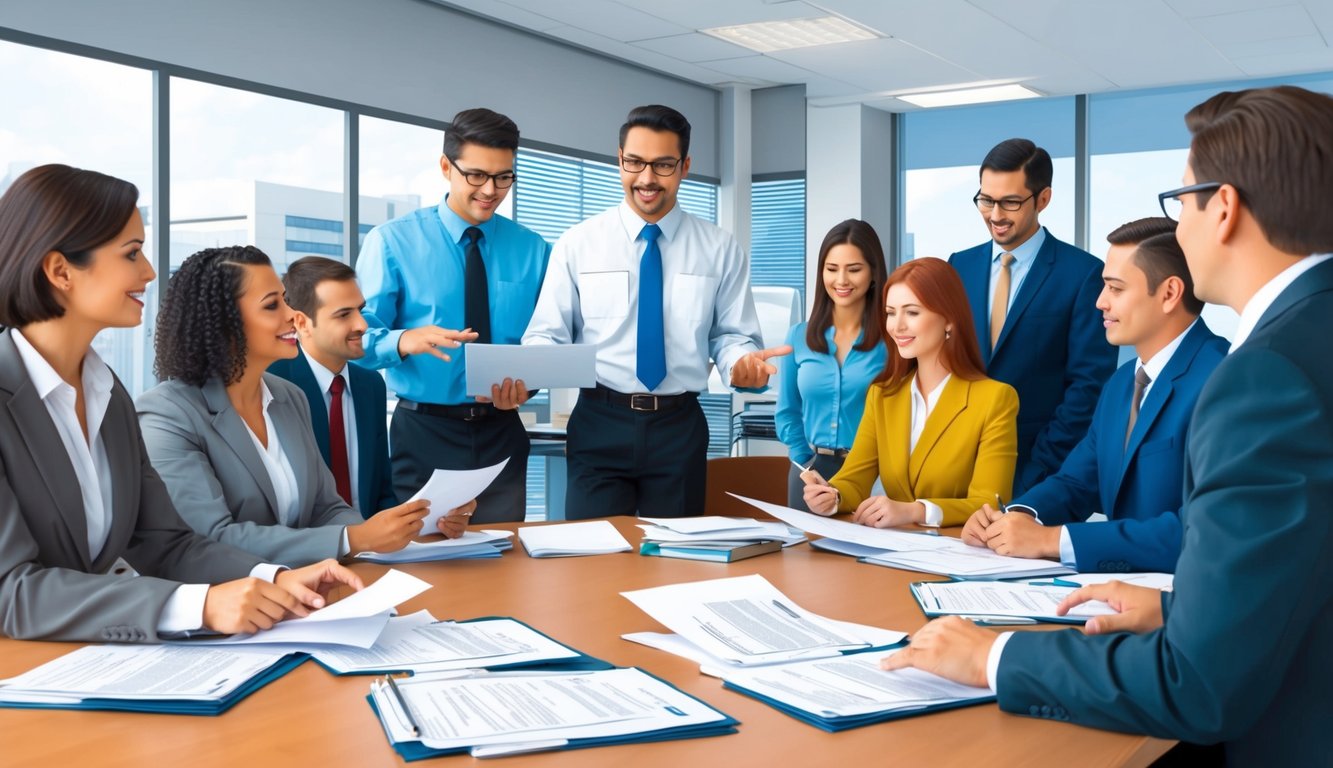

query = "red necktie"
[329, 374, 353, 506]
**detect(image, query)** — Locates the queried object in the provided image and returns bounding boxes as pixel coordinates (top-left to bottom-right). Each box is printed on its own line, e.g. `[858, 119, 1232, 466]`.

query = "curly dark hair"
[155, 245, 272, 386]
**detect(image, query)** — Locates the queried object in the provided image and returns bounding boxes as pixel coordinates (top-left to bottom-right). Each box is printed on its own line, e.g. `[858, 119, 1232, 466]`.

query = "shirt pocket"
[669, 273, 718, 329]
[577, 270, 630, 319]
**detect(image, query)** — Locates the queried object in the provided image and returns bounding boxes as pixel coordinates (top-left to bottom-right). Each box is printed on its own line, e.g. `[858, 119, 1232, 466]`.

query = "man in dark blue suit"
[949, 140, 1117, 494]
[271, 257, 398, 519]
[961, 217, 1226, 573]
[885, 85, 1333, 767]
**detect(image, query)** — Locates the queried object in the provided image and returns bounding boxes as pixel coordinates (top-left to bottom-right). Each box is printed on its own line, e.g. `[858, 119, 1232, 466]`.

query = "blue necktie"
[636, 223, 666, 391]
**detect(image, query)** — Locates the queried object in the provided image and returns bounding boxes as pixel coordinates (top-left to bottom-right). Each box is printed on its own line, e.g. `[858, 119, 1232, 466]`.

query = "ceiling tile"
[608, 0, 825, 30]
[700, 56, 864, 97]
[499, 0, 689, 41]
[1164, 0, 1303, 18]
[1218, 34, 1327, 59]
[1308, 1, 1333, 40]
[423, 0, 565, 31]
[1233, 46, 1333, 75]
[768, 37, 981, 91]
[1189, 4, 1317, 45]
[632, 32, 754, 62]
[544, 25, 741, 83]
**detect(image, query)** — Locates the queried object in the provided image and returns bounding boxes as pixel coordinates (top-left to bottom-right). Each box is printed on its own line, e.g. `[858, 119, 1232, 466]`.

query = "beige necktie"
[1125, 366, 1152, 449]
[990, 252, 1016, 349]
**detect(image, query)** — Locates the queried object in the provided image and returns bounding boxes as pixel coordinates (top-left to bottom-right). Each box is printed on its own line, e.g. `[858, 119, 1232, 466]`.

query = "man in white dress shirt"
[524, 105, 790, 518]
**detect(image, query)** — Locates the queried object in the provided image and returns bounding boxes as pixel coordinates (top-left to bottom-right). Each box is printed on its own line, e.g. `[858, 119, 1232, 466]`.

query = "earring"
[945, 328, 951, 340]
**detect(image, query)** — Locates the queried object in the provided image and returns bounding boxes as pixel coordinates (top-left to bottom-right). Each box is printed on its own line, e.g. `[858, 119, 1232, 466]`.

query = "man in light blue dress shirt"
[523, 105, 789, 518]
[357, 108, 551, 522]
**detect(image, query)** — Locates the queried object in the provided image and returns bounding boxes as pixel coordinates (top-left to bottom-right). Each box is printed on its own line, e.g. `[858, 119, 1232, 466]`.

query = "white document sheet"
[913, 581, 1115, 621]
[727, 494, 957, 552]
[718, 648, 993, 718]
[464, 343, 597, 397]
[356, 530, 514, 564]
[864, 548, 1073, 579]
[371, 667, 726, 750]
[410, 459, 509, 533]
[0, 645, 289, 703]
[517, 520, 632, 557]
[621, 574, 876, 665]
[638, 520, 807, 547]
[309, 611, 580, 674]
[1052, 572, 1175, 590]
[639, 516, 768, 535]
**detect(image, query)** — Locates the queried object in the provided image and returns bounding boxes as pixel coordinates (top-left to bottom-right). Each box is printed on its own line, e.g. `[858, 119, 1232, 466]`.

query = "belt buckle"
[462, 406, 487, 421]
[629, 394, 659, 412]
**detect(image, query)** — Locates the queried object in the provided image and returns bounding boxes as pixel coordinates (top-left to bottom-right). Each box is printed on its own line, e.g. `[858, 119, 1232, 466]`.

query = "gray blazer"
[0, 331, 260, 642]
[137, 374, 362, 567]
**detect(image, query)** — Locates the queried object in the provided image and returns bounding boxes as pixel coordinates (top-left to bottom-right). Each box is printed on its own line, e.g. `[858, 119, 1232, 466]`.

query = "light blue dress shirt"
[774, 322, 886, 465]
[356, 195, 551, 405]
[987, 226, 1048, 318]
[523, 201, 763, 394]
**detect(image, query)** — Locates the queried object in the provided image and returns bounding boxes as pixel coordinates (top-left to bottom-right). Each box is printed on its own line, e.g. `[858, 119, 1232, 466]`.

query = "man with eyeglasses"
[524, 105, 787, 518]
[949, 139, 1117, 495]
[357, 108, 551, 522]
[884, 85, 1333, 767]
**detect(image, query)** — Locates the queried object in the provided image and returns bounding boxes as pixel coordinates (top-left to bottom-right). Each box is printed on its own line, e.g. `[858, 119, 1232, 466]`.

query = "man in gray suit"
[883, 85, 1333, 766]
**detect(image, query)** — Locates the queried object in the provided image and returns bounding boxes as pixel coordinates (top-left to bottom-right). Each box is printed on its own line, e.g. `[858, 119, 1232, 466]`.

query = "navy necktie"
[636, 223, 666, 391]
[463, 226, 491, 344]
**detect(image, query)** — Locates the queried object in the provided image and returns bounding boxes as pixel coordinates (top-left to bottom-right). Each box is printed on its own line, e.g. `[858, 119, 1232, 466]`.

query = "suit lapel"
[877, 384, 914, 501]
[993, 233, 1055, 355]
[908, 376, 968, 491]
[203, 378, 280, 516]
[1248, 257, 1333, 343]
[957, 249, 994, 367]
[350, 368, 378, 511]
[289, 350, 332, 466]
[1116, 322, 1209, 491]
[94, 386, 139, 572]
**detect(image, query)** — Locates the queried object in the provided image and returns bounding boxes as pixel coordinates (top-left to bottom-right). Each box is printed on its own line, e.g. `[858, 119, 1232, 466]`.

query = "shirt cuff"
[156, 583, 211, 634]
[919, 500, 944, 527]
[986, 631, 1015, 693]
[1008, 503, 1040, 521]
[339, 528, 351, 557]
[1058, 526, 1078, 568]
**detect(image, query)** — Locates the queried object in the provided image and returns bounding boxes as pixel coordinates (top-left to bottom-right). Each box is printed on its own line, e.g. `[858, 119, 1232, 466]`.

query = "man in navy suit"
[949, 140, 1117, 494]
[884, 85, 1333, 767]
[271, 257, 398, 519]
[961, 217, 1226, 573]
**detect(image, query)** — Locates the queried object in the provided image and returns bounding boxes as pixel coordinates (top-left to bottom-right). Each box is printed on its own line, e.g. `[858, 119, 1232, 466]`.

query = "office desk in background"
[0, 517, 1173, 768]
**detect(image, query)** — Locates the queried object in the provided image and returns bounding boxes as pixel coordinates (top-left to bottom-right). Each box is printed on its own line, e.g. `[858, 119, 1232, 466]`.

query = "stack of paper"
[309, 611, 611, 675]
[0, 645, 304, 715]
[356, 530, 514, 564]
[910, 580, 1116, 624]
[368, 667, 738, 759]
[718, 648, 995, 731]
[517, 520, 632, 558]
[638, 516, 806, 563]
[409, 459, 510, 533]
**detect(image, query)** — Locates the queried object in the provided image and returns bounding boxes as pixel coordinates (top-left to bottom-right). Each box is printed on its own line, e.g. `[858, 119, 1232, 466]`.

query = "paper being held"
[410, 459, 509, 533]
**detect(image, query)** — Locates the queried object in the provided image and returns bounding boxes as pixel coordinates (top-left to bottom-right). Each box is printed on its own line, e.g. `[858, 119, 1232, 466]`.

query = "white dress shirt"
[302, 348, 360, 514]
[909, 373, 951, 527]
[242, 380, 302, 527]
[523, 201, 764, 394]
[11, 329, 279, 635]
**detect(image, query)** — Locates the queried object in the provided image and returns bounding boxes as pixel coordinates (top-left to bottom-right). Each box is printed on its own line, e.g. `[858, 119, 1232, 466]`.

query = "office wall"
[0, 0, 722, 176]
[752, 85, 805, 177]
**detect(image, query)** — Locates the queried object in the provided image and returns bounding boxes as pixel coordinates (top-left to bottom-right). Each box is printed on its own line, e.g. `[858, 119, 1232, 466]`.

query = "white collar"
[301, 345, 350, 394]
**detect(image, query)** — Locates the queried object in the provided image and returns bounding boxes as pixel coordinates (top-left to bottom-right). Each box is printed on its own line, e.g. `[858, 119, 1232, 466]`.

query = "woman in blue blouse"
[776, 219, 888, 511]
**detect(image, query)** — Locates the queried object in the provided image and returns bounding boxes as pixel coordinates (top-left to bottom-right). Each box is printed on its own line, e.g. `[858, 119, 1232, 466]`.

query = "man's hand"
[436, 499, 477, 539]
[982, 512, 1061, 559]
[730, 345, 793, 389]
[1058, 581, 1165, 635]
[397, 326, 479, 362]
[961, 503, 1004, 547]
[800, 469, 839, 515]
[347, 499, 429, 554]
[879, 616, 995, 688]
[476, 378, 530, 410]
[851, 496, 923, 528]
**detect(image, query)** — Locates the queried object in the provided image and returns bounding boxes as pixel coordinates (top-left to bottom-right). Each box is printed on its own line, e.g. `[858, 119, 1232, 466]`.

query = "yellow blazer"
[829, 374, 1018, 526]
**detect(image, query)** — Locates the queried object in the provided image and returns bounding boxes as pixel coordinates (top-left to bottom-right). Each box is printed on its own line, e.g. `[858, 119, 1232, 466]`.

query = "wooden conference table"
[0, 517, 1172, 768]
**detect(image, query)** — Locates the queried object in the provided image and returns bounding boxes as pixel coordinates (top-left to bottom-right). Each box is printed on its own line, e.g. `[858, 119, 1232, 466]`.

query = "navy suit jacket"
[950, 231, 1118, 494]
[997, 257, 1333, 766]
[1015, 320, 1227, 572]
[269, 349, 397, 518]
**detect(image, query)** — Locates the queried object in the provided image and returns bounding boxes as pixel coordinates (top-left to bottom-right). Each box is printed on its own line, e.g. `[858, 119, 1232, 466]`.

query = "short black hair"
[0, 164, 138, 328]
[980, 138, 1053, 195]
[619, 105, 691, 159]
[1107, 217, 1203, 316]
[443, 108, 520, 161]
[155, 245, 273, 387]
[282, 256, 356, 320]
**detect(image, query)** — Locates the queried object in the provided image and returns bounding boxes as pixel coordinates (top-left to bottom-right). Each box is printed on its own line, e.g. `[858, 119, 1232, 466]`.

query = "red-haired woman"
[803, 257, 1018, 528]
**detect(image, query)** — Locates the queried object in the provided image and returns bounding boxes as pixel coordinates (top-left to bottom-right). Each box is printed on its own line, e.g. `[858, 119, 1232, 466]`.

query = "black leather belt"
[580, 385, 698, 413]
[813, 446, 850, 457]
[397, 398, 499, 421]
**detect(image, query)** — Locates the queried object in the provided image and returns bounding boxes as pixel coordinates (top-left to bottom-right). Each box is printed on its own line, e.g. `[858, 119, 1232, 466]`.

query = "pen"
[958, 615, 1038, 626]
[1030, 578, 1081, 588]
[384, 675, 421, 737]
[995, 493, 1010, 515]
[771, 599, 803, 620]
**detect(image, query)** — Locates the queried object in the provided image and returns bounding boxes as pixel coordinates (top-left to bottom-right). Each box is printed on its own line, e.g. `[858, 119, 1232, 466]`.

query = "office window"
[170, 78, 344, 275]
[0, 40, 154, 395]
[750, 177, 807, 303]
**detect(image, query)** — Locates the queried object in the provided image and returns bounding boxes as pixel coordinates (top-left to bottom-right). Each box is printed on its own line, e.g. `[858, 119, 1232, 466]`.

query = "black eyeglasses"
[1157, 182, 1224, 221]
[620, 156, 682, 177]
[448, 159, 516, 189]
[973, 192, 1036, 212]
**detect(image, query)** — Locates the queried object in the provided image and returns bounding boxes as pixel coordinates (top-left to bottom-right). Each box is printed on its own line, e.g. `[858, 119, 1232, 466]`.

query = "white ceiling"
[426, 0, 1333, 110]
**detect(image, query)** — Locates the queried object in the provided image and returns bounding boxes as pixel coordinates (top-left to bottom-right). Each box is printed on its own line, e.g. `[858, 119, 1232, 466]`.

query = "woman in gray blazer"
[0, 164, 361, 642]
[137, 246, 470, 566]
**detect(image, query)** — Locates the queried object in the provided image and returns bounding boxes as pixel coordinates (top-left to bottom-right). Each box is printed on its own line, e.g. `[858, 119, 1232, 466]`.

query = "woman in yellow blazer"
[803, 257, 1017, 528]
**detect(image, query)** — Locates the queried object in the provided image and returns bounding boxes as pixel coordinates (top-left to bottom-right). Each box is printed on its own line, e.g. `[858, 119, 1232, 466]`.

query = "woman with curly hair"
[137, 246, 473, 566]
[0, 164, 361, 641]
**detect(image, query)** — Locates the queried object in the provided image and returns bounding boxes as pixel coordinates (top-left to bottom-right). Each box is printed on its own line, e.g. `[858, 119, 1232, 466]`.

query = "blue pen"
[1030, 578, 1081, 588]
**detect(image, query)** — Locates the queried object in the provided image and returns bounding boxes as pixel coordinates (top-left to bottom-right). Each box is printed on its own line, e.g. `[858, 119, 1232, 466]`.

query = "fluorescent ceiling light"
[897, 84, 1040, 108]
[701, 16, 879, 53]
